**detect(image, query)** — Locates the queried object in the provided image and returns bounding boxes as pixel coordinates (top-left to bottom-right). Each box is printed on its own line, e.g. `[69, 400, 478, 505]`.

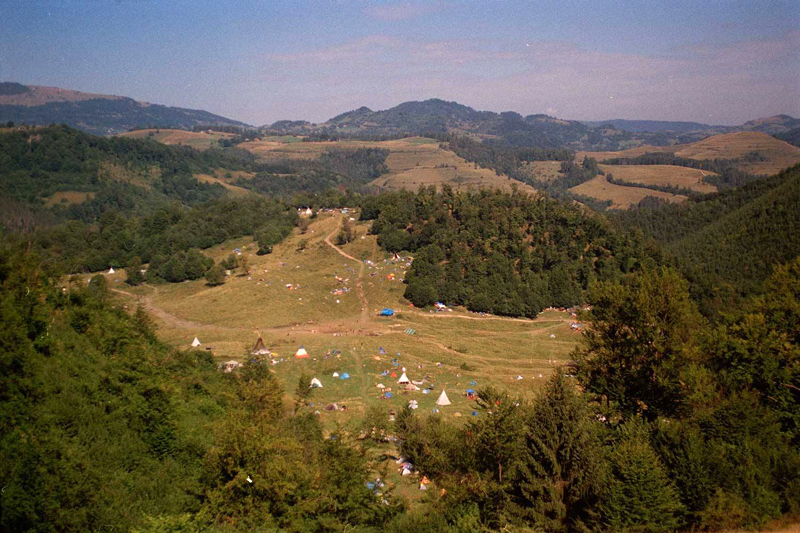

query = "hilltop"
[0, 82, 248, 135]
[266, 98, 799, 151]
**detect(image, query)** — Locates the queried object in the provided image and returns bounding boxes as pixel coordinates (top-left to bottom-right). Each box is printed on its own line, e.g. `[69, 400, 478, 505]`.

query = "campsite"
[4, 3, 799, 530]
[106, 210, 581, 430]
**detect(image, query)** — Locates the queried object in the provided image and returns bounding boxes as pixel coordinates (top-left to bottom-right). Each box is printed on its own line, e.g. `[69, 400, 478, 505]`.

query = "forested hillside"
[0, 125, 252, 227]
[0, 246, 404, 532]
[268, 99, 718, 150]
[361, 187, 657, 316]
[613, 164, 800, 312]
[0, 82, 249, 135]
[394, 264, 800, 532]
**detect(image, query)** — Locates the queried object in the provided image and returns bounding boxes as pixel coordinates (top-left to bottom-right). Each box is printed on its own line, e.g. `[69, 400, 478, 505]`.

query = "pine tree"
[512, 371, 603, 532]
[601, 422, 683, 532]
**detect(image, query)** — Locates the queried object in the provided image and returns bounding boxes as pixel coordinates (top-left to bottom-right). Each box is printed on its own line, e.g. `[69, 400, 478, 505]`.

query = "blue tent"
[340, 372, 351, 380]
[379, 347, 386, 354]
[380, 308, 394, 317]
[466, 388, 475, 395]
[384, 391, 394, 398]
[469, 380, 477, 386]
[472, 411, 479, 417]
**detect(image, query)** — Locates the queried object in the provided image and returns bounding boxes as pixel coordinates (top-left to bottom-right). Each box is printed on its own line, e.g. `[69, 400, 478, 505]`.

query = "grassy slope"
[119, 128, 236, 150]
[97, 213, 580, 427]
[599, 164, 718, 194]
[580, 131, 800, 176]
[569, 175, 688, 209]
[237, 137, 537, 193]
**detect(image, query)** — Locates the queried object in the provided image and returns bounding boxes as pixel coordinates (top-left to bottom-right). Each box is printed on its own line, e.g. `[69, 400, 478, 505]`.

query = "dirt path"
[111, 287, 234, 331]
[405, 310, 538, 324]
[324, 222, 370, 323]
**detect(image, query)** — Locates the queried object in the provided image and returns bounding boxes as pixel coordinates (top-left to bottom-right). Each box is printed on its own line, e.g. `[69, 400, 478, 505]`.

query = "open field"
[599, 164, 718, 194]
[44, 190, 95, 206]
[522, 160, 564, 182]
[580, 131, 800, 176]
[97, 213, 581, 428]
[119, 128, 236, 150]
[193, 168, 255, 196]
[570, 175, 688, 209]
[238, 136, 537, 192]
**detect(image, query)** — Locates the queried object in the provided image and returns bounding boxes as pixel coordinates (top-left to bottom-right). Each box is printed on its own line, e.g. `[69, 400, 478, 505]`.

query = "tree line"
[361, 186, 657, 316]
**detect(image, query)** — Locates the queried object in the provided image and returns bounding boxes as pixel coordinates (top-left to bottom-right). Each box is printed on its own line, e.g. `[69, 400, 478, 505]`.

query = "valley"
[101, 212, 580, 426]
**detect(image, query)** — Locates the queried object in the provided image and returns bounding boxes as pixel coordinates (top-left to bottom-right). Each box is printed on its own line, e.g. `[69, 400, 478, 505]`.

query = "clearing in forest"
[103, 213, 581, 426]
[569, 175, 688, 209]
[238, 137, 536, 192]
[119, 128, 236, 150]
[598, 164, 718, 194]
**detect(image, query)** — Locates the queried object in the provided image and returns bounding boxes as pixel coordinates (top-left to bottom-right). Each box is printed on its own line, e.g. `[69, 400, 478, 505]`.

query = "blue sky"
[1, 0, 798, 125]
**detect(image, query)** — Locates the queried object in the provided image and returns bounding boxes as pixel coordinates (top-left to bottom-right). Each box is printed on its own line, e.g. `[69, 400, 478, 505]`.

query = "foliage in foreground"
[0, 246, 402, 532]
[393, 264, 800, 532]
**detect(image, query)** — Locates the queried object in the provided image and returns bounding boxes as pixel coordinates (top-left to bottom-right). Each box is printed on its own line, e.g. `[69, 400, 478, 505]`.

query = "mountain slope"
[0, 82, 249, 135]
[614, 163, 800, 304]
[580, 119, 725, 133]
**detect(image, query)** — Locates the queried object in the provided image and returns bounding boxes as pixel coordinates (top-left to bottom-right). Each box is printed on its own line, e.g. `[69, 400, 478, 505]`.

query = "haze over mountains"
[2, 81, 799, 152]
[0, 82, 247, 135]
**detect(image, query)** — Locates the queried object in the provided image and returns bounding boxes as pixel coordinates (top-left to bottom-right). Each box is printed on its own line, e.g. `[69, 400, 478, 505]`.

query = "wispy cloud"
[364, 1, 451, 21]
[259, 32, 800, 124]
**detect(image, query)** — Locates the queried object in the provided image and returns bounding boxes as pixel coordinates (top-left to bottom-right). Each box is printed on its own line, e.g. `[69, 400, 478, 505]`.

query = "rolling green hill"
[613, 163, 800, 310]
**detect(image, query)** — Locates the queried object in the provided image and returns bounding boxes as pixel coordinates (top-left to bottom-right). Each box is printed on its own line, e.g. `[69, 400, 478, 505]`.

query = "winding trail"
[324, 221, 370, 323]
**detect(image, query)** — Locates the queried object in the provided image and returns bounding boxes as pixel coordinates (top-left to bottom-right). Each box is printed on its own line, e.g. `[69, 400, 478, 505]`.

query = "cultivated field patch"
[569, 175, 687, 209]
[599, 164, 718, 193]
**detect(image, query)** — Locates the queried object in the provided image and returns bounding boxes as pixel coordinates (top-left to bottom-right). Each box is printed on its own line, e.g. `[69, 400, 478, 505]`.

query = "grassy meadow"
[100, 212, 581, 429]
[119, 128, 236, 150]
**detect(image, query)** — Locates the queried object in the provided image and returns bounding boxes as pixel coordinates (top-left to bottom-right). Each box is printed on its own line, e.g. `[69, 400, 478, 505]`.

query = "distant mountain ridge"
[266, 98, 798, 151]
[0, 82, 249, 135]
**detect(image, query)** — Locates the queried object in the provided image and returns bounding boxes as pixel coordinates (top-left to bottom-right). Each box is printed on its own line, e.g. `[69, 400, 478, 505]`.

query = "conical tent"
[252, 335, 270, 355]
[108, 267, 115, 274]
[436, 390, 452, 406]
[191, 337, 201, 347]
[295, 346, 309, 358]
[310, 377, 323, 388]
[398, 372, 410, 384]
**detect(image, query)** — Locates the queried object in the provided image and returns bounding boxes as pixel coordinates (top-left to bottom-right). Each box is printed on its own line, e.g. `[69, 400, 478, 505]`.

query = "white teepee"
[310, 377, 323, 388]
[436, 390, 452, 406]
[108, 267, 115, 274]
[191, 337, 201, 347]
[397, 372, 410, 384]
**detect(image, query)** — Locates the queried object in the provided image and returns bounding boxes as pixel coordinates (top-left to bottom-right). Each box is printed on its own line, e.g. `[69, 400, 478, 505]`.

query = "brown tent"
[251, 334, 270, 355]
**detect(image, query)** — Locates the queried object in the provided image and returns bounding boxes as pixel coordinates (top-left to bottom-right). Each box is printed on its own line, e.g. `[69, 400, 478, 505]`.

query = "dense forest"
[30, 195, 297, 281]
[0, 125, 255, 227]
[613, 164, 800, 314]
[234, 148, 390, 201]
[360, 186, 657, 316]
